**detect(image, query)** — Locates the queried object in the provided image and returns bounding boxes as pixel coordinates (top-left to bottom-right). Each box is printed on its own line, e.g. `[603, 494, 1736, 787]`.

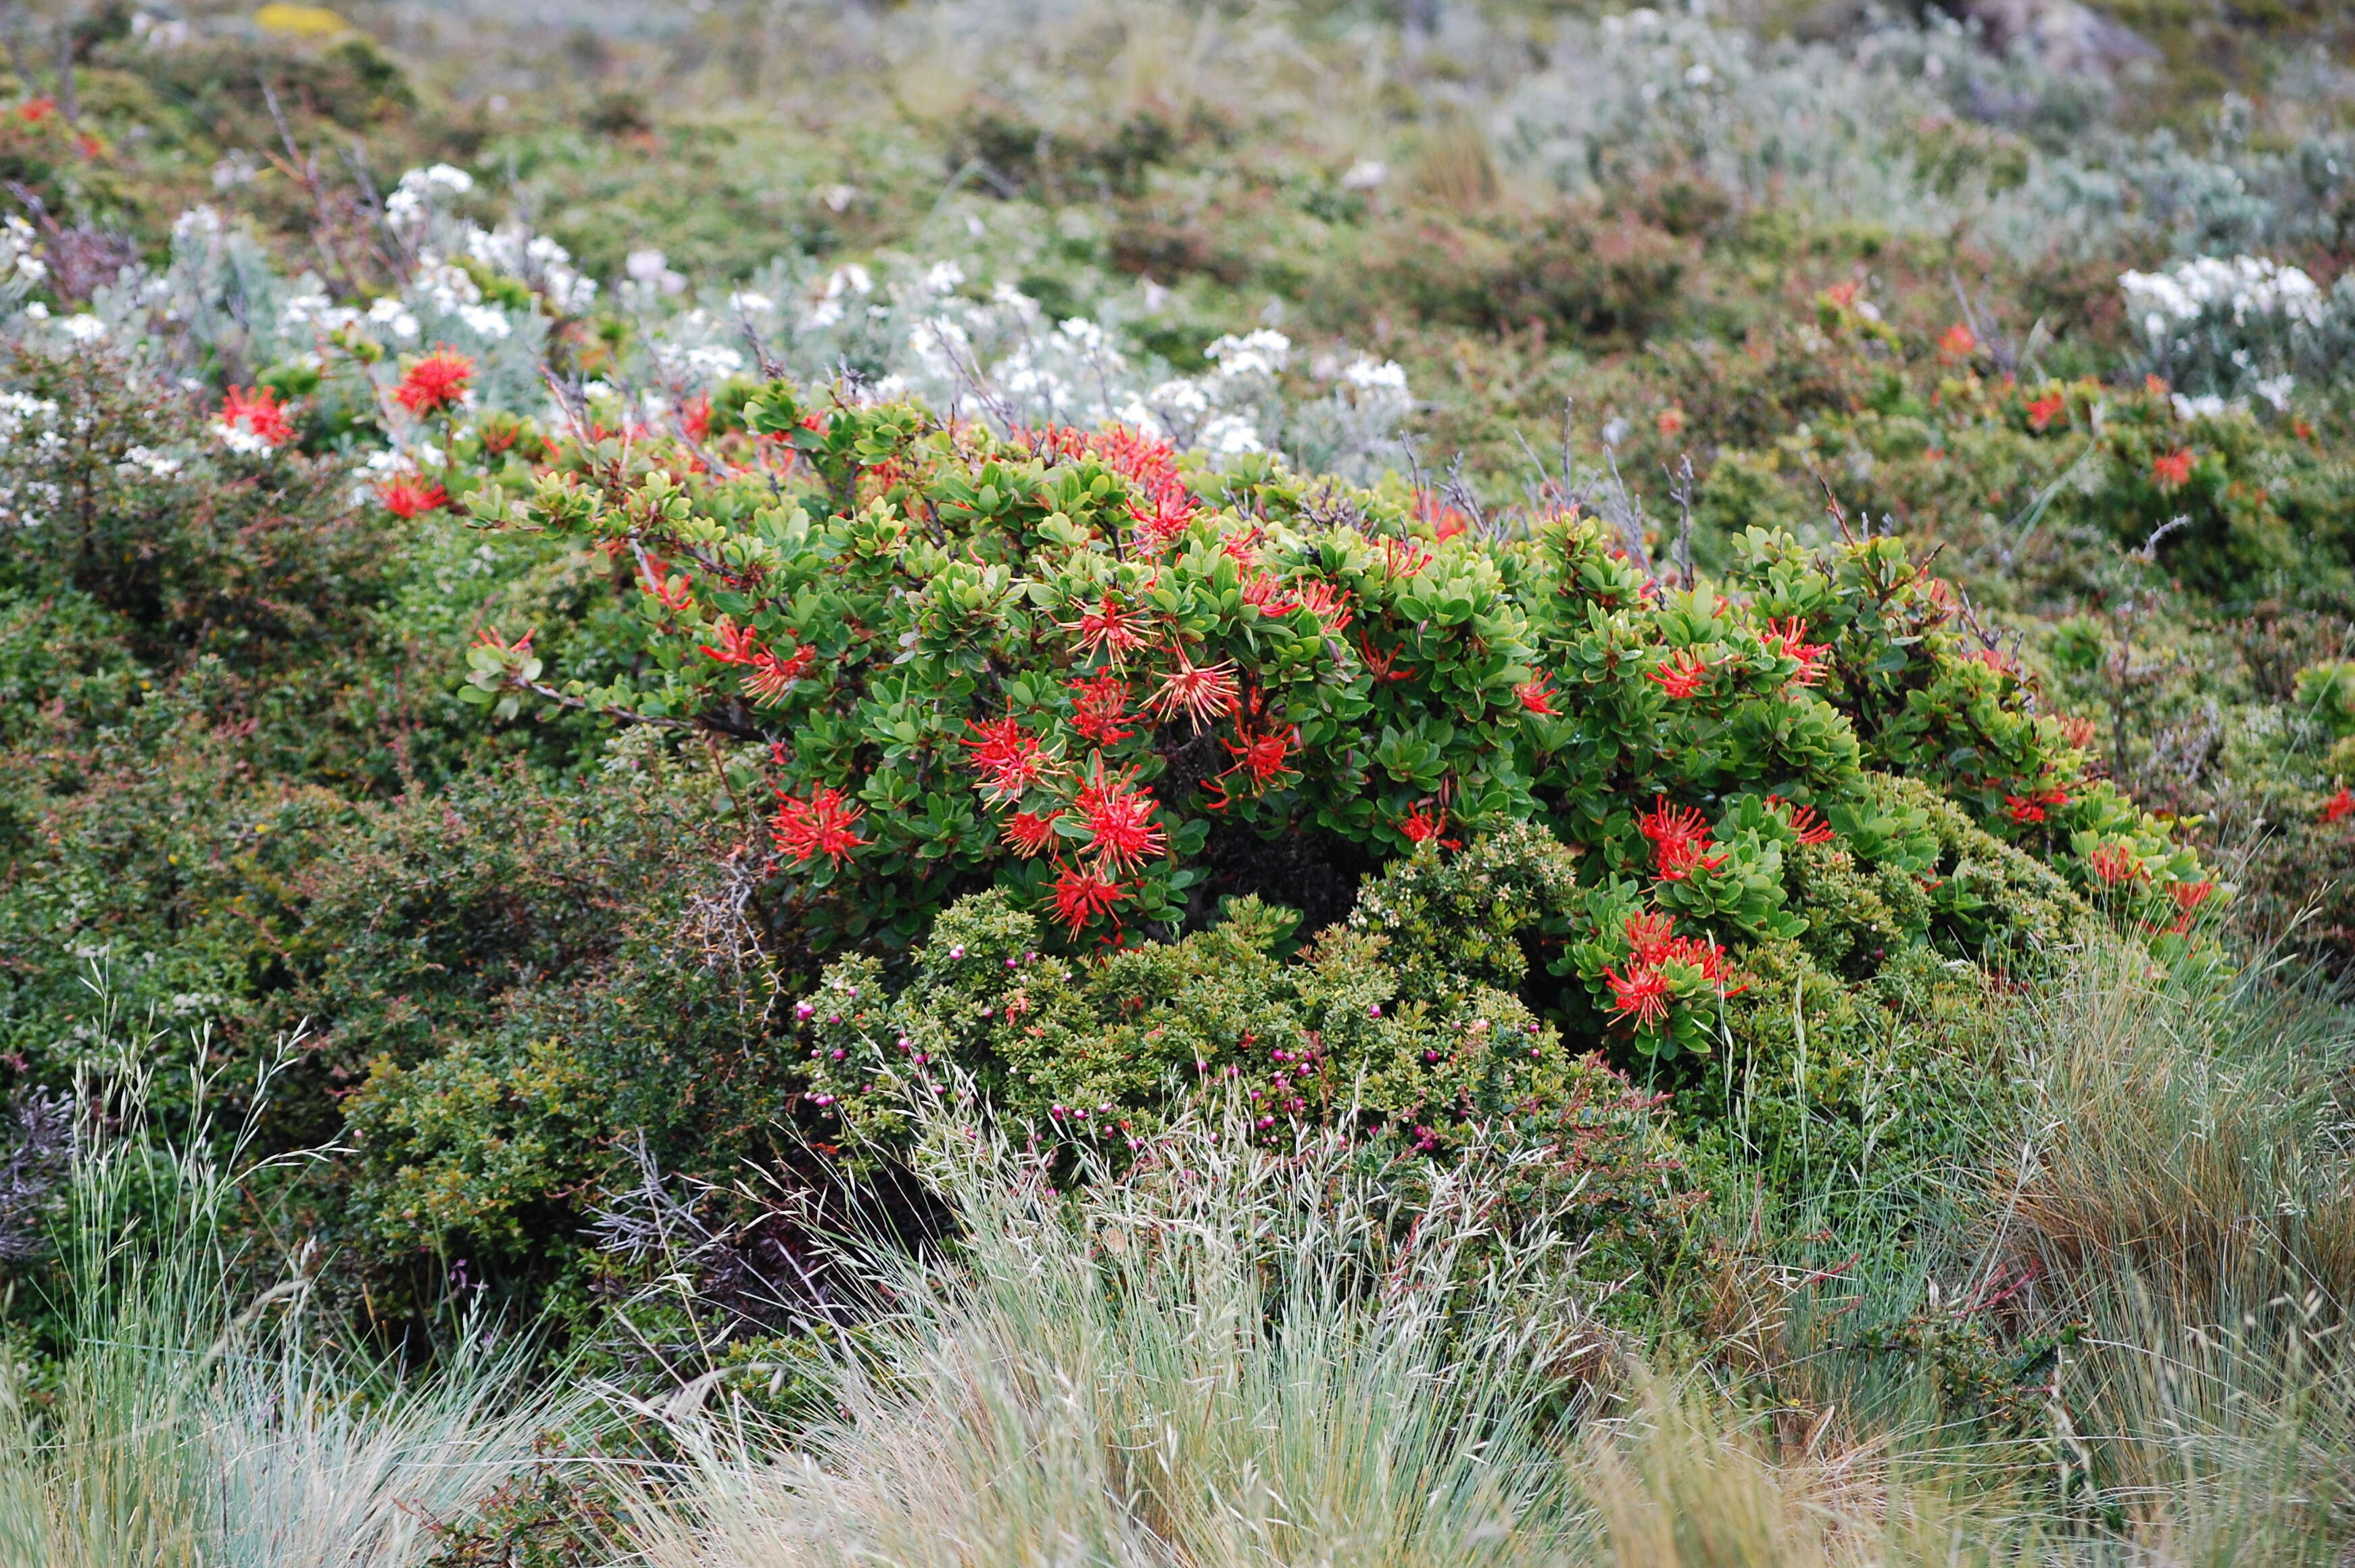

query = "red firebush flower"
[1624, 911, 1677, 965]
[745, 643, 815, 704]
[1656, 406, 1685, 437]
[2087, 842, 2141, 886]
[961, 714, 1050, 803]
[1290, 579, 1353, 632]
[1066, 673, 1135, 745]
[220, 385, 295, 447]
[1397, 799, 1459, 850]
[1768, 795, 1837, 846]
[1381, 537, 1432, 578]
[1073, 758, 1167, 875]
[639, 557, 693, 612]
[1517, 674, 1562, 716]
[2026, 392, 2066, 431]
[2323, 786, 2355, 824]
[1240, 572, 1303, 618]
[1646, 650, 1711, 700]
[1221, 526, 1262, 568]
[1357, 634, 1413, 684]
[2005, 787, 2070, 825]
[1050, 864, 1127, 937]
[1002, 808, 1064, 858]
[1938, 323, 1978, 363]
[17, 96, 53, 123]
[1219, 722, 1300, 792]
[1760, 618, 1830, 685]
[2152, 448, 2194, 489]
[376, 476, 449, 518]
[771, 786, 867, 865]
[1638, 797, 1726, 881]
[1148, 650, 1240, 729]
[1059, 592, 1151, 666]
[1604, 965, 1673, 1030]
[393, 349, 475, 416]
[2166, 879, 2216, 935]
[698, 615, 760, 665]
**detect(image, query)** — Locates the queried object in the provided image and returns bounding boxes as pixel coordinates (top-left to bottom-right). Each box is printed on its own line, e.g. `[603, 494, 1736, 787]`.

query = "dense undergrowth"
[1, 0, 2353, 1560]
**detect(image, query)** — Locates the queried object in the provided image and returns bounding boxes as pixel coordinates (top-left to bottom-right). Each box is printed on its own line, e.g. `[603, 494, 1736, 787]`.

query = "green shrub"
[469, 387, 2208, 1064]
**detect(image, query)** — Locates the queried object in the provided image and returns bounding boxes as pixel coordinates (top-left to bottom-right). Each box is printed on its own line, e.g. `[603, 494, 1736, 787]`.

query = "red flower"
[1415, 491, 1470, 542]
[1646, 650, 1711, 700]
[2323, 786, 2355, 825]
[1357, 634, 1413, 684]
[2087, 843, 2141, 886]
[1291, 579, 1353, 632]
[393, 349, 475, 416]
[1050, 864, 1127, 938]
[1397, 800, 1459, 850]
[771, 786, 867, 864]
[1659, 933, 1732, 987]
[1148, 650, 1240, 729]
[1518, 674, 1562, 716]
[1066, 674, 1135, 745]
[2026, 392, 2066, 432]
[1003, 808, 1064, 858]
[745, 643, 815, 704]
[961, 714, 1050, 804]
[2152, 448, 2194, 489]
[1604, 965, 1672, 1030]
[2166, 879, 2216, 935]
[1760, 618, 1830, 686]
[1824, 280, 1860, 310]
[1624, 911, 1677, 965]
[1221, 526, 1262, 568]
[1218, 722, 1300, 793]
[698, 615, 762, 665]
[680, 393, 712, 443]
[1656, 406, 1685, 437]
[16, 96, 53, 123]
[1768, 795, 1837, 846]
[1938, 323, 1978, 363]
[1381, 537, 1432, 578]
[1059, 593, 1151, 666]
[1638, 797, 1724, 881]
[2005, 787, 2070, 825]
[220, 385, 295, 447]
[1240, 572, 1302, 618]
[376, 476, 449, 518]
[639, 557, 693, 612]
[1073, 758, 1166, 875]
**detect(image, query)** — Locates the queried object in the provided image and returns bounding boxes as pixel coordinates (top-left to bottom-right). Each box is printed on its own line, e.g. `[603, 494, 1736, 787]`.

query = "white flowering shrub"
[2118, 255, 2355, 413]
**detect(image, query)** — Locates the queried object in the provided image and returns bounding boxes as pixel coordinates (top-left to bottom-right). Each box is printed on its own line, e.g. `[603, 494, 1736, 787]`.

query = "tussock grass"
[0, 1032, 573, 1568]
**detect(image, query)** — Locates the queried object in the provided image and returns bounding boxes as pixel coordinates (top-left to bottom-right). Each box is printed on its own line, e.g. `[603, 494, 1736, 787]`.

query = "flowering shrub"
[465, 381, 2210, 1060]
[2118, 255, 2355, 414]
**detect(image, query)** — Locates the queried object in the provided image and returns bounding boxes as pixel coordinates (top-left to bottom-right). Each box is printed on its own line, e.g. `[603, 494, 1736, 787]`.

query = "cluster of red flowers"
[1605, 910, 1739, 1031]
[1004, 808, 1065, 858]
[1216, 722, 1298, 795]
[394, 349, 475, 417]
[1759, 618, 1830, 686]
[2026, 391, 2066, 431]
[1397, 799, 1459, 850]
[1066, 673, 1135, 745]
[1059, 593, 1151, 666]
[2005, 787, 2070, 825]
[1766, 795, 1837, 846]
[771, 786, 867, 864]
[1021, 424, 1199, 554]
[1072, 758, 1167, 875]
[2151, 448, 2195, 489]
[377, 476, 450, 518]
[1638, 798, 1726, 881]
[1050, 864, 1126, 938]
[1645, 650, 1711, 700]
[219, 385, 294, 447]
[1517, 674, 1561, 716]
[2087, 842, 2142, 886]
[1148, 650, 1240, 729]
[2164, 879, 2216, 935]
[958, 714, 1050, 803]
[2323, 785, 2355, 825]
[1938, 323, 1978, 363]
[639, 558, 694, 612]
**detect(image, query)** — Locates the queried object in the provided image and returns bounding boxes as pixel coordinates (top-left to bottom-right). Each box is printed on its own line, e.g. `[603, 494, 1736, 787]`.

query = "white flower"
[1205, 328, 1291, 378]
[1340, 160, 1387, 191]
[2171, 393, 2235, 421]
[1340, 356, 1409, 393]
[12, 253, 43, 281]
[728, 289, 774, 314]
[1684, 62, 1715, 87]
[118, 445, 182, 479]
[367, 296, 420, 340]
[1198, 414, 1265, 456]
[921, 260, 966, 295]
[21, 301, 45, 320]
[60, 314, 106, 342]
[214, 422, 273, 456]
[685, 343, 744, 379]
[2254, 373, 2296, 410]
[456, 303, 513, 339]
